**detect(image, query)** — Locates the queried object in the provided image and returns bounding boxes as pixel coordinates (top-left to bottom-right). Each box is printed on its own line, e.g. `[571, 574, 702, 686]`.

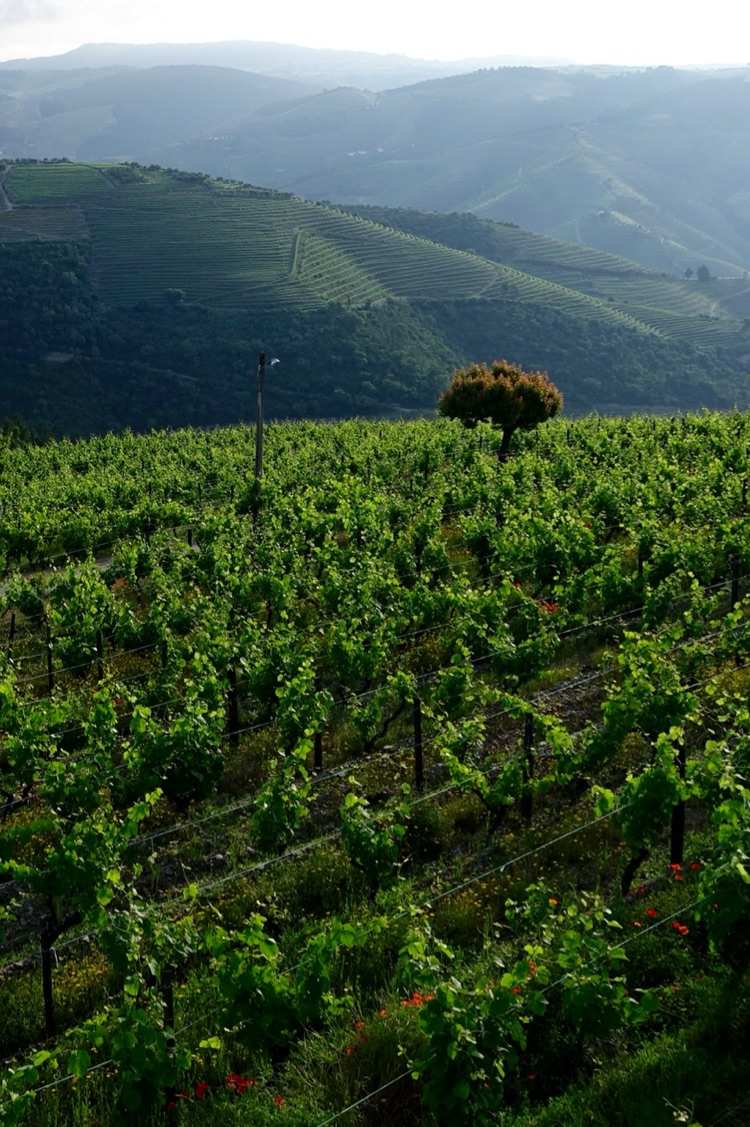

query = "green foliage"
[1, 414, 750, 1126]
[82, 992, 192, 1122]
[205, 916, 298, 1053]
[439, 359, 562, 456]
[124, 682, 226, 805]
[250, 740, 314, 853]
[340, 782, 411, 895]
[415, 885, 657, 1125]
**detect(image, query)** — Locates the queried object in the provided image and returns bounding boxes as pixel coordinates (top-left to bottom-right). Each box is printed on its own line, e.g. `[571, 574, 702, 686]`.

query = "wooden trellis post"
[413, 696, 424, 793]
[521, 713, 535, 823]
[46, 624, 54, 693]
[227, 667, 240, 749]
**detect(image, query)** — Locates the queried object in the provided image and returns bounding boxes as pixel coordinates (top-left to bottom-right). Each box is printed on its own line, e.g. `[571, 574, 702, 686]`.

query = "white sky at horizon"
[1, 0, 749, 66]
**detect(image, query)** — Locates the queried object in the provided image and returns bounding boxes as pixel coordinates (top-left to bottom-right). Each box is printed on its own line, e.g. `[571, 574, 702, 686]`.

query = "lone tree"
[438, 359, 562, 459]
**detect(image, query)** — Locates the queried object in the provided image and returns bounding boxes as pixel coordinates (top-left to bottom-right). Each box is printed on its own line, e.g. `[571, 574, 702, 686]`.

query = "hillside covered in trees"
[1, 161, 748, 435]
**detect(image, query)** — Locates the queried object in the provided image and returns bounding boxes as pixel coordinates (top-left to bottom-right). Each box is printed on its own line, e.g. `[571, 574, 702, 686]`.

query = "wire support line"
[6, 531, 743, 709]
[0, 717, 595, 973]
[6, 563, 736, 691]
[1, 604, 745, 895]
[0, 654, 610, 910]
[12, 639, 163, 686]
[2, 612, 748, 915]
[312, 885, 718, 1126]
[80, 801, 633, 1077]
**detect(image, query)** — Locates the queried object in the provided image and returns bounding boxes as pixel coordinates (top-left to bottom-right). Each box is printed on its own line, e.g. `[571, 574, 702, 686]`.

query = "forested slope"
[1, 161, 748, 434]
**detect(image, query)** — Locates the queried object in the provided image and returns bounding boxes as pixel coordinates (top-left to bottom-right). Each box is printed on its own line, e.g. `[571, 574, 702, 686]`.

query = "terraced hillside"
[6, 161, 113, 200]
[1, 161, 663, 336]
[4, 65, 750, 279]
[1, 160, 749, 434]
[346, 204, 750, 361]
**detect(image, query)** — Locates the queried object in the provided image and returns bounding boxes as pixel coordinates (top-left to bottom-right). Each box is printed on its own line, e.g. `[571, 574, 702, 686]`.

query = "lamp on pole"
[254, 352, 279, 480]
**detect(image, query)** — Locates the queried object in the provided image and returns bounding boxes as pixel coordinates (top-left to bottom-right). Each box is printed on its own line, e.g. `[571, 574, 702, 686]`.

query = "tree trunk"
[670, 743, 687, 865]
[498, 426, 516, 462]
[39, 908, 81, 1038]
[40, 928, 57, 1037]
[621, 846, 650, 896]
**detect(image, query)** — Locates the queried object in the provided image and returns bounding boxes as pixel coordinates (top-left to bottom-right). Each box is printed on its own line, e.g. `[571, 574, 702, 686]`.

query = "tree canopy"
[438, 359, 563, 457]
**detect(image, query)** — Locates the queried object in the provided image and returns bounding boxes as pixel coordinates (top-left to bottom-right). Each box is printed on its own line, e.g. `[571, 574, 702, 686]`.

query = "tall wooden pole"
[255, 352, 266, 481]
[40, 927, 56, 1037]
[670, 743, 686, 865]
[413, 696, 424, 793]
[521, 713, 535, 823]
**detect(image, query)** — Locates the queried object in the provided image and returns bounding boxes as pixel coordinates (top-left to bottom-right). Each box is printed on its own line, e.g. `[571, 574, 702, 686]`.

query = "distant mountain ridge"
[170, 65, 750, 277]
[1, 60, 749, 275]
[0, 65, 316, 165]
[0, 41, 573, 89]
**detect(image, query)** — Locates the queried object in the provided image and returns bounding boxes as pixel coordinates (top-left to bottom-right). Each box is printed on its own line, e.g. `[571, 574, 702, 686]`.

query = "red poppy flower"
[194, 1081, 210, 1101]
[690, 862, 702, 871]
[344, 1045, 355, 1056]
[646, 908, 658, 918]
[669, 863, 682, 872]
[226, 1074, 255, 1095]
[511, 986, 523, 996]
[274, 1095, 286, 1108]
[671, 921, 689, 936]
[401, 990, 433, 1008]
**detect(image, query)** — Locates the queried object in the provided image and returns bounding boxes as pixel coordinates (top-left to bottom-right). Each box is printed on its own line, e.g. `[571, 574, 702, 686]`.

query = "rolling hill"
[0, 66, 316, 163]
[341, 205, 750, 355]
[3, 62, 750, 279]
[0, 160, 748, 435]
[164, 65, 750, 277]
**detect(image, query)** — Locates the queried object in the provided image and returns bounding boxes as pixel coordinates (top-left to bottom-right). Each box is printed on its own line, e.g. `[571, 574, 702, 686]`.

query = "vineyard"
[343, 204, 750, 361]
[2, 164, 506, 311]
[0, 162, 720, 340]
[1, 414, 750, 1124]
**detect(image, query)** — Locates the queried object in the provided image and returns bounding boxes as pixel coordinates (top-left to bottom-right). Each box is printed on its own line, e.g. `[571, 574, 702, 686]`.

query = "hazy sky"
[1, 0, 749, 65]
